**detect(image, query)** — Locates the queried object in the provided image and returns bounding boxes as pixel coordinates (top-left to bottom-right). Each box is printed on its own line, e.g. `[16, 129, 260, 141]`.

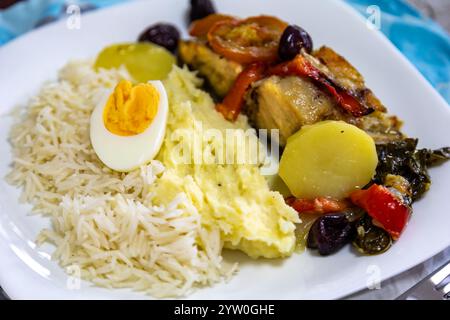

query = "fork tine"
[442, 283, 450, 296]
[430, 262, 450, 286]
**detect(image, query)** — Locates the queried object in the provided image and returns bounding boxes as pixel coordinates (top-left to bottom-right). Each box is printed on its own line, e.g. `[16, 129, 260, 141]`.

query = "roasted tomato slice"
[216, 62, 266, 121]
[286, 197, 350, 214]
[350, 184, 411, 240]
[207, 15, 288, 64]
[189, 14, 237, 38]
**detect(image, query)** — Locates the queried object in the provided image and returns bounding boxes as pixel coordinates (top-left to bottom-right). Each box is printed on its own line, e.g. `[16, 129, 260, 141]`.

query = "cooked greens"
[419, 147, 450, 166]
[374, 139, 450, 201]
[307, 139, 450, 256]
[353, 214, 392, 255]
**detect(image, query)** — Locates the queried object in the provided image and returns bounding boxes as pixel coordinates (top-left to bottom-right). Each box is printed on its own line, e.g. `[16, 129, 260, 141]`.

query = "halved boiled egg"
[90, 79, 168, 172]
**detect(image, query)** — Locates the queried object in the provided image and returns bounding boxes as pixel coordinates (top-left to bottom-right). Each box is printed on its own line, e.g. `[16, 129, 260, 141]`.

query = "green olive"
[94, 43, 175, 82]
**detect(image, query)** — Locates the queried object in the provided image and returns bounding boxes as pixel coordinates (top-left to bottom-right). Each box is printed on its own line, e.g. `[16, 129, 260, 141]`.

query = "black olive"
[353, 214, 392, 255]
[189, 0, 216, 23]
[307, 213, 355, 256]
[278, 25, 313, 61]
[138, 23, 180, 53]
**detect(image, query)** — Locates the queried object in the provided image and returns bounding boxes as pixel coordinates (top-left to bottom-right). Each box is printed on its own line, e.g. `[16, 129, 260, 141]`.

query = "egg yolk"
[103, 80, 159, 136]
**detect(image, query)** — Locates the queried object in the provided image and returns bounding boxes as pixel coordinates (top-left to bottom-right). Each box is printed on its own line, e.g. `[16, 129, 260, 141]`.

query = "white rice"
[6, 61, 234, 298]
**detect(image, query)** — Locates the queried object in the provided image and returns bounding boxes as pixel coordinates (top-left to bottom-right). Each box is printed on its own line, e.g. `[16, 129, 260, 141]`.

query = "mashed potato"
[155, 67, 300, 258]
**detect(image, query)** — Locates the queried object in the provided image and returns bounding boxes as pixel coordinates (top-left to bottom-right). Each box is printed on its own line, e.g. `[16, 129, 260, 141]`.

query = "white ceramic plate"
[0, 0, 449, 300]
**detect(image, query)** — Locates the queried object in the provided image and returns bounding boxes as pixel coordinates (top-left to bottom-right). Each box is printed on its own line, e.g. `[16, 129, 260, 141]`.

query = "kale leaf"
[374, 139, 450, 201]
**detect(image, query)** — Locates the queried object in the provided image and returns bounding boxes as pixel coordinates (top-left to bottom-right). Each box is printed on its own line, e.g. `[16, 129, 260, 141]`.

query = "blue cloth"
[346, 0, 450, 103]
[0, 0, 127, 44]
[1, 0, 449, 102]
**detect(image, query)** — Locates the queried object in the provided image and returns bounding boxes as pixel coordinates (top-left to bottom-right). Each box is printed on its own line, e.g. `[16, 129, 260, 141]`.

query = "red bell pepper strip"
[216, 63, 266, 121]
[350, 184, 411, 240]
[268, 54, 373, 117]
[286, 196, 350, 214]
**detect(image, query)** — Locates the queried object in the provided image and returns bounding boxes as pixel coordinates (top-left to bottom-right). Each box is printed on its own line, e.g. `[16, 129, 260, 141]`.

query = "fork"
[396, 260, 450, 300]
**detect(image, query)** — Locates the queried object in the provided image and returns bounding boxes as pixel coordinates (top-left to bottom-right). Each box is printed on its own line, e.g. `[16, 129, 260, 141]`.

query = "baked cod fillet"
[179, 40, 243, 97]
[179, 41, 402, 146]
[244, 47, 403, 146]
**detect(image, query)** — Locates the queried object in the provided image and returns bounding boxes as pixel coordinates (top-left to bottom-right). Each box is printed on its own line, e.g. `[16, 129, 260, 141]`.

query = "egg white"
[90, 80, 168, 172]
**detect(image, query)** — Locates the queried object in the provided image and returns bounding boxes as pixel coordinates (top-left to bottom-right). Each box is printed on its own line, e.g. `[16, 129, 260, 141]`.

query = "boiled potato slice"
[279, 121, 378, 199]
